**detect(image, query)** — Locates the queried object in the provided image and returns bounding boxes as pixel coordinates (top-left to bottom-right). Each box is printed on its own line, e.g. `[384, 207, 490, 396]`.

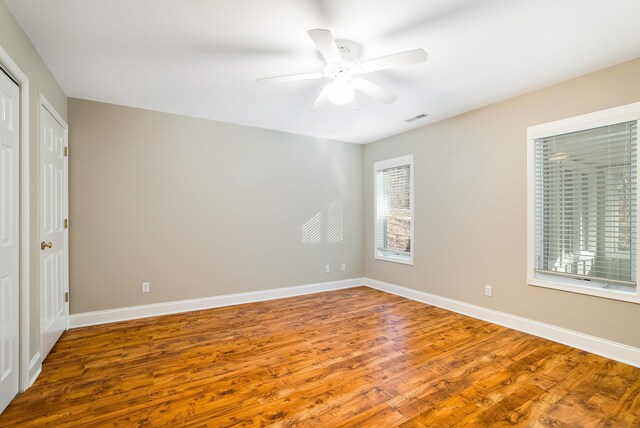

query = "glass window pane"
[534, 121, 637, 289]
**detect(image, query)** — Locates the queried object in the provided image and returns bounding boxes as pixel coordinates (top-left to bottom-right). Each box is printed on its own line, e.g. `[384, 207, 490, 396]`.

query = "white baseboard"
[27, 352, 41, 389]
[69, 278, 365, 328]
[364, 277, 640, 368]
[67, 275, 640, 368]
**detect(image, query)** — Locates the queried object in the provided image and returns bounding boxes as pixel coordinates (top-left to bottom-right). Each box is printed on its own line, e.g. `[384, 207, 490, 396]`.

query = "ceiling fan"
[256, 29, 428, 111]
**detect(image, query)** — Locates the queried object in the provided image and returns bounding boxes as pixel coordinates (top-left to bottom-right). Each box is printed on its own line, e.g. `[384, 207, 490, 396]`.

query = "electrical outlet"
[142, 282, 150, 293]
[341, 263, 346, 272]
[484, 285, 492, 297]
[325, 265, 330, 273]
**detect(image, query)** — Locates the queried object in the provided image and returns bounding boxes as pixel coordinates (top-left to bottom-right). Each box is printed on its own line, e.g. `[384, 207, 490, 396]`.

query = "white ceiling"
[6, 0, 640, 144]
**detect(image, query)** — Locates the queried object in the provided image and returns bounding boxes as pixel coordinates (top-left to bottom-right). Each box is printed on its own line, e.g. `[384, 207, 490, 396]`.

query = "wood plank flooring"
[2, 286, 639, 427]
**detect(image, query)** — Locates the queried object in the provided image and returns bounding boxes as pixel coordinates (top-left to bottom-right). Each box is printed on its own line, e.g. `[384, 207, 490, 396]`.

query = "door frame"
[0, 45, 31, 393]
[38, 94, 69, 353]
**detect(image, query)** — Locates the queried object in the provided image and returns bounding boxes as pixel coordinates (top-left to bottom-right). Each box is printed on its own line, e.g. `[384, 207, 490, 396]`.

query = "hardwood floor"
[2, 287, 639, 427]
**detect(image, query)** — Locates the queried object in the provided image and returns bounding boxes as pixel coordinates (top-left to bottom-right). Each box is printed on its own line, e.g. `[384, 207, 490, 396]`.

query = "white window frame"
[374, 154, 414, 265]
[527, 102, 640, 304]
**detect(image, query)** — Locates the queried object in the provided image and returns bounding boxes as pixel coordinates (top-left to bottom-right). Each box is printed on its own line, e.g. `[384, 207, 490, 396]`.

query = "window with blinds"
[374, 155, 414, 264]
[534, 120, 638, 292]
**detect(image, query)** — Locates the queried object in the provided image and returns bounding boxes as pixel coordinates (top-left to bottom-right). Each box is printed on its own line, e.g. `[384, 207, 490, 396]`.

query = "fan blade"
[360, 48, 427, 73]
[256, 72, 324, 85]
[351, 78, 398, 104]
[311, 84, 330, 111]
[307, 29, 343, 64]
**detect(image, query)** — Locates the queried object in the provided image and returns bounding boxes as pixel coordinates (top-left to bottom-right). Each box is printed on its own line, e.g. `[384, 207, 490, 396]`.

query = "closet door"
[40, 101, 68, 361]
[0, 68, 20, 414]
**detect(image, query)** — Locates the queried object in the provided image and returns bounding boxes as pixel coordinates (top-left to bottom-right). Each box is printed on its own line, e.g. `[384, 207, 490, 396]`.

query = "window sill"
[375, 253, 414, 265]
[529, 277, 640, 304]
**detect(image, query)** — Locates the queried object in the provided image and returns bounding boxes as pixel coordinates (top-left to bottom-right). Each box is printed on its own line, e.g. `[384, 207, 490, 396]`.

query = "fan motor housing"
[321, 39, 363, 78]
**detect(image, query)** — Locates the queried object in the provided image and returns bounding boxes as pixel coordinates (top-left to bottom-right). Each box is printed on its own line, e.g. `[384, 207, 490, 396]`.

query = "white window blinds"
[375, 157, 413, 263]
[534, 121, 638, 290]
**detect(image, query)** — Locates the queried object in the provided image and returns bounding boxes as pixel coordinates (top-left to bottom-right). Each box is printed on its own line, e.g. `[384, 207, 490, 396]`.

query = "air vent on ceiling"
[405, 113, 431, 123]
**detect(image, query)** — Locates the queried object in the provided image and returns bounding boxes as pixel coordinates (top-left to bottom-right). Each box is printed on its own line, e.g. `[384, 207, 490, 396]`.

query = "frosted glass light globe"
[326, 80, 355, 105]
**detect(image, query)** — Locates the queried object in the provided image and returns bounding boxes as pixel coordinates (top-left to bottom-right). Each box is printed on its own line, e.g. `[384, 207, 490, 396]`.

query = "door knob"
[40, 241, 53, 250]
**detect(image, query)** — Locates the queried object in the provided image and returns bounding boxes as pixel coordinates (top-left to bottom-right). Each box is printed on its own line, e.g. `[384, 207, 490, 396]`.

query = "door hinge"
[64, 146, 68, 156]
[64, 218, 68, 229]
[64, 292, 69, 303]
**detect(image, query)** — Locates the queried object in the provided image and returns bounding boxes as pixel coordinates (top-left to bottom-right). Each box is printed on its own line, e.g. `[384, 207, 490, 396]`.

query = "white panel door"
[39, 102, 67, 361]
[0, 69, 20, 414]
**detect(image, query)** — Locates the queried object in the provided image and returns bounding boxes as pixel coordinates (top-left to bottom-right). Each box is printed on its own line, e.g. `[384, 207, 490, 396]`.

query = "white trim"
[28, 353, 41, 388]
[40, 94, 68, 129]
[527, 102, 640, 140]
[373, 154, 414, 265]
[0, 44, 31, 393]
[69, 278, 365, 328]
[526, 102, 640, 305]
[529, 277, 640, 304]
[364, 277, 640, 368]
[66, 276, 640, 368]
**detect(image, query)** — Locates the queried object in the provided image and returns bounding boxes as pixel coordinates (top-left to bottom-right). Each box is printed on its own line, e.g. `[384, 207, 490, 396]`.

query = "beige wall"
[68, 99, 363, 313]
[363, 58, 640, 348]
[0, 2, 67, 362]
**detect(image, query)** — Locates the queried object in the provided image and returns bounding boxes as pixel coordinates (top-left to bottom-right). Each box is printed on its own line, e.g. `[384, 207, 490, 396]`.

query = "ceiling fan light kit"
[256, 29, 428, 111]
[326, 80, 356, 105]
